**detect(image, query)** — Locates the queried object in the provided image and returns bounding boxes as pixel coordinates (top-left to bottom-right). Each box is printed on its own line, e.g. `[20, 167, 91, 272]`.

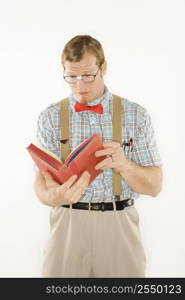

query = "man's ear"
[101, 61, 107, 76]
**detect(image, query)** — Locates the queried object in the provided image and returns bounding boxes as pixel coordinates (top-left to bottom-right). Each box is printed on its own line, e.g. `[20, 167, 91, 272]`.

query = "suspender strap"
[112, 94, 122, 197]
[60, 98, 70, 162]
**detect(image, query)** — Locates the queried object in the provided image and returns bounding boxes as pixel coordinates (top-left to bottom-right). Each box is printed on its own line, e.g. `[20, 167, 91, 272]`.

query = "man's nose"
[75, 78, 86, 87]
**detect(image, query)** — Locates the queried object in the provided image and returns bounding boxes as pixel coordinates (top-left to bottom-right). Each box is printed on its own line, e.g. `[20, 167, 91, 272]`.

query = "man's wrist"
[119, 157, 133, 177]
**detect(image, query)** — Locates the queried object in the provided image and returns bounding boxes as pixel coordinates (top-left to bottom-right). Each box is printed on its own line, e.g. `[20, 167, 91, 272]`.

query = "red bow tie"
[74, 102, 103, 114]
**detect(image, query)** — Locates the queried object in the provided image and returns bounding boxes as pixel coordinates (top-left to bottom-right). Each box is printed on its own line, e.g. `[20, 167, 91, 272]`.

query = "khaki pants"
[41, 200, 146, 277]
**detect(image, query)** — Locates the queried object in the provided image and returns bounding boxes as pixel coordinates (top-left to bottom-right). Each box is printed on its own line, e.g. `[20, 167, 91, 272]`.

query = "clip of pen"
[122, 138, 133, 152]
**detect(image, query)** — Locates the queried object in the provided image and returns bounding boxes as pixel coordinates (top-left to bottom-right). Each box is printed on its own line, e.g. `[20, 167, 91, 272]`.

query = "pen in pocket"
[122, 138, 133, 152]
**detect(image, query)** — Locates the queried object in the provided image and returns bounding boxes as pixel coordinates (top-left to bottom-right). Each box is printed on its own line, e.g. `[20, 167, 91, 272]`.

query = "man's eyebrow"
[64, 69, 96, 75]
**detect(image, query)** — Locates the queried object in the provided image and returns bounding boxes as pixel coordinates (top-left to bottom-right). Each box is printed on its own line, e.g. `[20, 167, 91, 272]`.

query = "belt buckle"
[88, 201, 92, 211]
[101, 202, 105, 212]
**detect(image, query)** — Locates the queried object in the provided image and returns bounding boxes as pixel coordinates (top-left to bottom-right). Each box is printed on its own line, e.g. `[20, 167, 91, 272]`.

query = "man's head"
[61, 35, 107, 104]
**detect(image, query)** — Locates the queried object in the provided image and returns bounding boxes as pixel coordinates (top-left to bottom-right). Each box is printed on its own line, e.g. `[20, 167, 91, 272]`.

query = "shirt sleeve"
[36, 109, 59, 158]
[131, 109, 162, 167]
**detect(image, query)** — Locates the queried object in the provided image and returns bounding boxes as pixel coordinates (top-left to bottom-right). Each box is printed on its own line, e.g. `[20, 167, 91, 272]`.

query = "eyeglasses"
[63, 68, 100, 84]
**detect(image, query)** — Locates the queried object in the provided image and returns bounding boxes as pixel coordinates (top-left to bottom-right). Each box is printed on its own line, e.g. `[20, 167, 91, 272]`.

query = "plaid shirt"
[36, 86, 162, 203]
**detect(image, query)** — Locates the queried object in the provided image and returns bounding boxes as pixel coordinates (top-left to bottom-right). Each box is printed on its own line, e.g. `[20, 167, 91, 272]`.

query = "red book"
[26, 134, 106, 184]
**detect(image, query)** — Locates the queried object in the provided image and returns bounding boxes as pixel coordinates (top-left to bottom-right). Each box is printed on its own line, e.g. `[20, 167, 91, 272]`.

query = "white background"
[0, 0, 184, 277]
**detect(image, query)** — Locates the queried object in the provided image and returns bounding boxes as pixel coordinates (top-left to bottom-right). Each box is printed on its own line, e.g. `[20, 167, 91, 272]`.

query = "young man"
[34, 35, 162, 278]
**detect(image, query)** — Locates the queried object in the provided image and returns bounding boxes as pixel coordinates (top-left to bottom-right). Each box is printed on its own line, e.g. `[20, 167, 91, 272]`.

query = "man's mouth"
[79, 92, 88, 95]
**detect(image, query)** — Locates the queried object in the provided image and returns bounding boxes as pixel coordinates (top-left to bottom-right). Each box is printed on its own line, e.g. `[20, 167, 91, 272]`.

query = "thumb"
[42, 171, 60, 188]
[42, 171, 53, 182]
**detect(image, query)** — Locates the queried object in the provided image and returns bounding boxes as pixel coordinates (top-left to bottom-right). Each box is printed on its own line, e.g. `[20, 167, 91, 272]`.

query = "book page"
[66, 140, 91, 164]
[65, 136, 93, 164]
[36, 145, 61, 162]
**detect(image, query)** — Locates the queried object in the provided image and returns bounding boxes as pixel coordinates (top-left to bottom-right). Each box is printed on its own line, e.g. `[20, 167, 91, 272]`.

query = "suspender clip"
[115, 195, 121, 201]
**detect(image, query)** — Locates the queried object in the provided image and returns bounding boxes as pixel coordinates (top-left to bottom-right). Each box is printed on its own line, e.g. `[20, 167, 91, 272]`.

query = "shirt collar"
[68, 85, 111, 114]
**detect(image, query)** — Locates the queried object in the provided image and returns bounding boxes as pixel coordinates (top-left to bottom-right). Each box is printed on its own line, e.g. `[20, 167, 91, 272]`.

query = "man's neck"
[80, 86, 105, 105]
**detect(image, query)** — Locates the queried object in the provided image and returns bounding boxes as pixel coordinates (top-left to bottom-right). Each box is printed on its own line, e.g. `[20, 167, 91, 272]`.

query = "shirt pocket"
[134, 126, 147, 150]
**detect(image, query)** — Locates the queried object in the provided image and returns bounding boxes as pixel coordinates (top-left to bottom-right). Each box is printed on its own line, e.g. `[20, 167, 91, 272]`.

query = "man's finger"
[69, 180, 89, 203]
[102, 141, 120, 148]
[75, 171, 90, 186]
[42, 171, 56, 182]
[60, 174, 78, 191]
[95, 148, 114, 157]
[69, 171, 90, 194]
[95, 157, 113, 170]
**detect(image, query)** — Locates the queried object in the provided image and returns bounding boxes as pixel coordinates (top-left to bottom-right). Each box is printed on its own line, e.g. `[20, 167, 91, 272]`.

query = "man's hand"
[95, 141, 127, 174]
[34, 170, 91, 207]
[95, 141, 162, 197]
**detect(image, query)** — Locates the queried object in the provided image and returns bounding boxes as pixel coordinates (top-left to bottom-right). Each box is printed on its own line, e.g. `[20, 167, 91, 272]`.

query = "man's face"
[63, 51, 107, 104]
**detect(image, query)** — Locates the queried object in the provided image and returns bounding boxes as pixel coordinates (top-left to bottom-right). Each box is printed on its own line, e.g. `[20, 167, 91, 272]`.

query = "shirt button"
[89, 116, 95, 124]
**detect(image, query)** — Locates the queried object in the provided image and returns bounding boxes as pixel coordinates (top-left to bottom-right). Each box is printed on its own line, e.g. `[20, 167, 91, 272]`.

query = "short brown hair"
[61, 35, 105, 67]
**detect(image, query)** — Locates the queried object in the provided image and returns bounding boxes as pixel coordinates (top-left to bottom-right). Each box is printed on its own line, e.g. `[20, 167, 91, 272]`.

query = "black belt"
[62, 199, 134, 212]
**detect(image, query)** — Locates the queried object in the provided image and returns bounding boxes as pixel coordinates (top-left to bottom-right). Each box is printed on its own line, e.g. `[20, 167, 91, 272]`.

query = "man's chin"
[77, 95, 92, 104]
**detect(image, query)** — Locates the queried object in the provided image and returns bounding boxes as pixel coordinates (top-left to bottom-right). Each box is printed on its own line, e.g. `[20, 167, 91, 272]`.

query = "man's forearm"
[34, 172, 52, 207]
[119, 158, 163, 197]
